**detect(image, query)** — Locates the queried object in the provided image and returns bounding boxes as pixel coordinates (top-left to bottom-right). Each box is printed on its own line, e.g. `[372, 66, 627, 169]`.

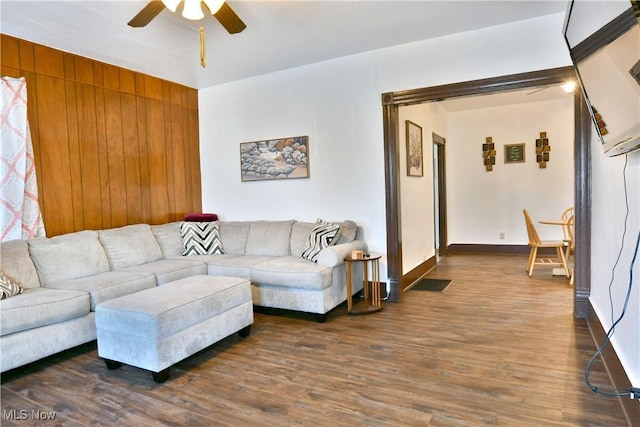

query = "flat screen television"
[563, 0, 640, 157]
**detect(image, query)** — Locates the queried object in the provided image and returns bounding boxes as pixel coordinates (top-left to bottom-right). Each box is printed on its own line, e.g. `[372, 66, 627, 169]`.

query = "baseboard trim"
[400, 256, 437, 292]
[587, 302, 639, 427]
[449, 244, 557, 255]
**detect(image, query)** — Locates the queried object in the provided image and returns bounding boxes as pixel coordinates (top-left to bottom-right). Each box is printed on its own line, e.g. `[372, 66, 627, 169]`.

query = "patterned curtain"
[1, 76, 45, 242]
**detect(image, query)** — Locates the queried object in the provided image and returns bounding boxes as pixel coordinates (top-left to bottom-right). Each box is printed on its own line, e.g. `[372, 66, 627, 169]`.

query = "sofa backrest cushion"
[244, 220, 295, 256]
[28, 231, 110, 285]
[335, 220, 358, 244]
[290, 222, 315, 257]
[219, 221, 251, 255]
[151, 222, 183, 258]
[0, 240, 40, 289]
[98, 224, 163, 270]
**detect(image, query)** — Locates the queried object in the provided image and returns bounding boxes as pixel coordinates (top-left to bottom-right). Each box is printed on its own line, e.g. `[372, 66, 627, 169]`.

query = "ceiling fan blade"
[213, 2, 246, 34]
[128, 1, 166, 28]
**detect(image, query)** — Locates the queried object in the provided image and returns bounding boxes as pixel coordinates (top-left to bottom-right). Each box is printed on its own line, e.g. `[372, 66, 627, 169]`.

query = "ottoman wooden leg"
[104, 359, 122, 370]
[238, 325, 251, 337]
[152, 368, 171, 383]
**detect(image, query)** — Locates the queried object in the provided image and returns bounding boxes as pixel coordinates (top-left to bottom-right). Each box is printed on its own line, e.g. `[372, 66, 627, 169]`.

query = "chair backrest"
[561, 206, 575, 241]
[561, 206, 575, 220]
[566, 214, 575, 250]
[523, 209, 541, 246]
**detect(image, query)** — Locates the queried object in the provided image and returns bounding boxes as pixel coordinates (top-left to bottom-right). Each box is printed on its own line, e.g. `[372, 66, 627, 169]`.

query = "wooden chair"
[523, 209, 570, 277]
[560, 206, 575, 243]
[565, 214, 575, 285]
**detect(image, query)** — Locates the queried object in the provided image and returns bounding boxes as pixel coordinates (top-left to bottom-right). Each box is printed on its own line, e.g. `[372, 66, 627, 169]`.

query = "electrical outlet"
[499, 232, 505, 240]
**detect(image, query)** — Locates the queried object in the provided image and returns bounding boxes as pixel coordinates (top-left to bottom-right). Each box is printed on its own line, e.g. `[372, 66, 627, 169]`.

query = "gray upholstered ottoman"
[95, 275, 253, 382]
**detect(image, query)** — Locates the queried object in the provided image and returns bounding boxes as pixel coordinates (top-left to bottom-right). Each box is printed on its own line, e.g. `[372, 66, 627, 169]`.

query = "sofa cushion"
[28, 231, 110, 285]
[1, 240, 40, 289]
[300, 220, 341, 262]
[180, 221, 224, 255]
[206, 255, 274, 279]
[335, 220, 358, 244]
[0, 287, 90, 336]
[99, 224, 163, 270]
[251, 257, 332, 291]
[0, 271, 24, 299]
[290, 222, 315, 257]
[45, 271, 157, 311]
[245, 220, 294, 257]
[151, 222, 183, 258]
[219, 221, 251, 255]
[121, 259, 207, 285]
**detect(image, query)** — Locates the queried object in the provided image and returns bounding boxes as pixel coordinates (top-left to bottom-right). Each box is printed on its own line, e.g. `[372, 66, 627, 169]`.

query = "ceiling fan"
[128, 0, 246, 68]
[128, 0, 246, 34]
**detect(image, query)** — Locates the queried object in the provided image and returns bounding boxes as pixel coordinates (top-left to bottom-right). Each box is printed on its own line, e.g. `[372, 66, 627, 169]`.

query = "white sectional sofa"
[0, 219, 367, 372]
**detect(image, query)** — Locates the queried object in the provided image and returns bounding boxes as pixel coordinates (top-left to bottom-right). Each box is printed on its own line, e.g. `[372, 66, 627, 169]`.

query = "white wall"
[447, 97, 575, 245]
[399, 102, 448, 273]
[573, 0, 640, 389]
[590, 146, 640, 386]
[199, 54, 389, 280]
[373, 14, 570, 93]
[199, 13, 571, 284]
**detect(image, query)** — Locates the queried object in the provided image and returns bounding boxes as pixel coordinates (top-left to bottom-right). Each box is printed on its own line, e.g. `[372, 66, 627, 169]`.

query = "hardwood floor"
[1, 254, 628, 426]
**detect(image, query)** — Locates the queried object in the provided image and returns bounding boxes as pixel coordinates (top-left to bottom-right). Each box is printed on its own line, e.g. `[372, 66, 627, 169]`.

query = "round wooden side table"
[344, 252, 383, 314]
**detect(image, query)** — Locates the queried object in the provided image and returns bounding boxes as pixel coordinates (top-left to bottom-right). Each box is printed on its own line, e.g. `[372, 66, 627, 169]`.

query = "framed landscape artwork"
[240, 136, 309, 182]
[406, 120, 423, 177]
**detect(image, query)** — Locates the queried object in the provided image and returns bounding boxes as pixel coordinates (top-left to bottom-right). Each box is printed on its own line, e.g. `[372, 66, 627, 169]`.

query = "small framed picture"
[504, 143, 525, 163]
[406, 120, 423, 177]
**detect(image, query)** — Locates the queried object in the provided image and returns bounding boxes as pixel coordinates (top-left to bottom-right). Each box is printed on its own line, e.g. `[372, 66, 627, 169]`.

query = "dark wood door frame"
[432, 132, 448, 257]
[382, 66, 592, 317]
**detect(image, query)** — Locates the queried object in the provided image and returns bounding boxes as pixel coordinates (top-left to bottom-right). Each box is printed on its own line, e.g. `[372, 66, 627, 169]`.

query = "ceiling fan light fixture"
[161, 0, 181, 13]
[182, 0, 204, 20]
[203, 0, 225, 14]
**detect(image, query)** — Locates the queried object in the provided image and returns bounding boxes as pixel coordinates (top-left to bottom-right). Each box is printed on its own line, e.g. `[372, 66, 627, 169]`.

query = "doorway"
[381, 66, 592, 316]
[432, 132, 447, 258]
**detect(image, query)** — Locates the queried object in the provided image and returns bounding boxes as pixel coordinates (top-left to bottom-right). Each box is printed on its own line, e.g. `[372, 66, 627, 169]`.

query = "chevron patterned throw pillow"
[180, 221, 225, 256]
[0, 270, 24, 299]
[300, 219, 341, 262]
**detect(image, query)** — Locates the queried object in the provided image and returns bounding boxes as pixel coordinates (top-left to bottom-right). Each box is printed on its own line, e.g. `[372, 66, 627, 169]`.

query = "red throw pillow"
[184, 213, 218, 222]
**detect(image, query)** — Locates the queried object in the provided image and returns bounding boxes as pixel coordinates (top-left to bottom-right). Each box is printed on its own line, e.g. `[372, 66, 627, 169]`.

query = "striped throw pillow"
[300, 219, 341, 262]
[180, 221, 225, 255]
[0, 270, 24, 299]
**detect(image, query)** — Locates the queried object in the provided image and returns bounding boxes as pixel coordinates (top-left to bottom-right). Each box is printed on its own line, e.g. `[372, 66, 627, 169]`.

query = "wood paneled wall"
[1, 34, 202, 237]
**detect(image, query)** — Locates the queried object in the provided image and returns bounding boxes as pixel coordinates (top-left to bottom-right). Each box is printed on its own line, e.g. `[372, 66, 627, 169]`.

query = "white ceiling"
[439, 84, 574, 112]
[1, 0, 569, 89]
